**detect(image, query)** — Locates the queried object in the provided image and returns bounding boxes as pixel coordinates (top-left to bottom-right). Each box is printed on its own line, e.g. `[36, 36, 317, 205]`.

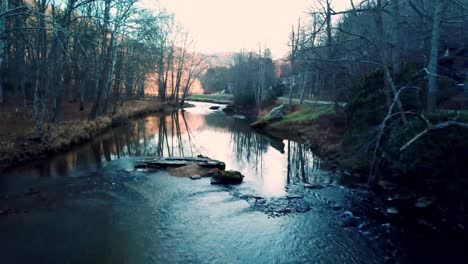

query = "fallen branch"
[368, 86, 420, 184]
[400, 118, 468, 151]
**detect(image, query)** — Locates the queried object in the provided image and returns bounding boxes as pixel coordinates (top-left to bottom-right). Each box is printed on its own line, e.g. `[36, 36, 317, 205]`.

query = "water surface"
[1, 101, 450, 263]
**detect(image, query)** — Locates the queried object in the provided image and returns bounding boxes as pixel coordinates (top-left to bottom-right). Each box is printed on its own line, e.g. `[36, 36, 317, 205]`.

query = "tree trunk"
[79, 81, 85, 111]
[326, 0, 339, 111]
[427, 0, 444, 112]
[289, 76, 294, 106]
[375, 0, 407, 123]
[299, 72, 308, 104]
[0, 0, 9, 108]
[391, 0, 402, 75]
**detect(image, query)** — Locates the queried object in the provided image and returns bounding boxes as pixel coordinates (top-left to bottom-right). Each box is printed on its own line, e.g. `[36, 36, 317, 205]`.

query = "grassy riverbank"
[0, 100, 182, 172]
[187, 93, 341, 107]
[251, 103, 468, 230]
[252, 103, 468, 177]
[251, 104, 349, 168]
[187, 93, 233, 104]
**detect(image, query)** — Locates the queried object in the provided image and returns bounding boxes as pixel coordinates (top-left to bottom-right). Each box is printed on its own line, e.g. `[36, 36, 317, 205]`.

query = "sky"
[144, 0, 351, 59]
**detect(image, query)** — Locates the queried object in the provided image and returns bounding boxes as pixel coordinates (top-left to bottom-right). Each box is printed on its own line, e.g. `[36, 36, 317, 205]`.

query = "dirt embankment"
[0, 100, 182, 172]
[251, 105, 350, 169]
[267, 115, 346, 162]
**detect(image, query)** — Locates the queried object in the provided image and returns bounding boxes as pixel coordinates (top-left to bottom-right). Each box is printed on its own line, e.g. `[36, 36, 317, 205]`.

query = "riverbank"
[0, 99, 183, 172]
[251, 103, 468, 232]
[251, 104, 351, 170]
[187, 94, 233, 104]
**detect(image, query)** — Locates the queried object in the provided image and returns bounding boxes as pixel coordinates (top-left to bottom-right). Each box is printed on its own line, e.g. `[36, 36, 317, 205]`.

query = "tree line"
[287, 0, 467, 111]
[286, 0, 467, 183]
[200, 47, 278, 108]
[0, 0, 204, 136]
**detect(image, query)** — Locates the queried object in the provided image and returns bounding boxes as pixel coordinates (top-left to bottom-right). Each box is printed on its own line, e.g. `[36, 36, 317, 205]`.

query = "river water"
[0, 102, 465, 263]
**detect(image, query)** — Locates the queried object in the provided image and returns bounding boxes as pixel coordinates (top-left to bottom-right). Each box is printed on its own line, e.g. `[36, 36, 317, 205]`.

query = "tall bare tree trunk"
[33, 0, 48, 138]
[299, 72, 308, 104]
[0, 0, 9, 108]
[289, 76, 294, 106]
[427, 0, 444, 112]
[325, 0, 339, 111]
[391, 0, 402, 75]
[375, 0, 407, 123]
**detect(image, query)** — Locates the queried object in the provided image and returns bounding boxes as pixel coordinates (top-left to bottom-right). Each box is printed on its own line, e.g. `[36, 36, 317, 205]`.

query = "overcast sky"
[147, 0, 350, 59]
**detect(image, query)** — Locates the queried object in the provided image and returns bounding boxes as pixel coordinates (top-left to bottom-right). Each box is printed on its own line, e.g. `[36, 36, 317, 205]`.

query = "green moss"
[250, 115, 276, 128]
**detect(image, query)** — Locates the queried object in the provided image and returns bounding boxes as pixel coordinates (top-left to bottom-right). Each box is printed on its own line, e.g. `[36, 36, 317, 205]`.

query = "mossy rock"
[211, 170, 244, 184]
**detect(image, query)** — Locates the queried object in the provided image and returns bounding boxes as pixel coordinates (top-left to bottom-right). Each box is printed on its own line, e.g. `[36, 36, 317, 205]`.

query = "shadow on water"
[3, 102, 464, 263]
[2, 102, 349, 196]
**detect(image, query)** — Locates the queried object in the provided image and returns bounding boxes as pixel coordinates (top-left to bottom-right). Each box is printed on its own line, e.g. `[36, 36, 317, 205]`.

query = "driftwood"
[135, 156, 226, 170]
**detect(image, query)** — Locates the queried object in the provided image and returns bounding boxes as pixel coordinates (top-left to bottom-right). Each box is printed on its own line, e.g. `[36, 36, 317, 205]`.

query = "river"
[0, 102, 465, 263]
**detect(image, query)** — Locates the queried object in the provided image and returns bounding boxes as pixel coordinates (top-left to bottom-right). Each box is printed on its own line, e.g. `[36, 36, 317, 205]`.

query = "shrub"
[261, 89, 278, 108]
[345, 71, 387, 128]
[385, 112, 468, 179]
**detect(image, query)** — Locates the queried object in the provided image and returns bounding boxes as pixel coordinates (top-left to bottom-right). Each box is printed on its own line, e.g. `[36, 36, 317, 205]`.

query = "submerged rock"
[303, 183, 326, 189]
[232, 115, 246, 119]
[211, 170, 244, 184]
[190, 175, 202, 180]
[386, 207, 399, 214]
[222, 105, 235, 113]
[414, 197, 434, 208]
[209, 106, 220, 110]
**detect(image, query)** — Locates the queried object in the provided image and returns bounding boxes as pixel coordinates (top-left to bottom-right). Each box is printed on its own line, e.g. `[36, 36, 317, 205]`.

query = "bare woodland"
[0, 0, 204, 136]
[283, 0, 468, 183]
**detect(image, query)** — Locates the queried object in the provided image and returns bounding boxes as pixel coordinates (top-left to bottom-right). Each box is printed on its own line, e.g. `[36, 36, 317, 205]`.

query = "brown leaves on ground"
[0, 99, 177, 171]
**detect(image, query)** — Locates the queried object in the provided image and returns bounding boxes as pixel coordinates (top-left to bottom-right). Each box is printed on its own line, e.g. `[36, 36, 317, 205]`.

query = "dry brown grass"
[0, 99, 180, 171]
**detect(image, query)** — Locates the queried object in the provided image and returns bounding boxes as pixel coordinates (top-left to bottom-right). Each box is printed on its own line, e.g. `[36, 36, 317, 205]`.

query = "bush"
[272, 82, 284, 97]
[345, 71, 387, 128]
[261, 89, 278, 108]
[385, 112, 468, 179]
[233, 89, 256, 106]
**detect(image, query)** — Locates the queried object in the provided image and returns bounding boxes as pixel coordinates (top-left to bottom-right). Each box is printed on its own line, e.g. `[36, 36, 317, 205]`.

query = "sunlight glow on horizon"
[142, 0, 350, 59]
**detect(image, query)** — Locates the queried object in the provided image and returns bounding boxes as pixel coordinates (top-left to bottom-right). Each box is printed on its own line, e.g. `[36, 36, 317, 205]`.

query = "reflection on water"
[2, 102, 348, 196]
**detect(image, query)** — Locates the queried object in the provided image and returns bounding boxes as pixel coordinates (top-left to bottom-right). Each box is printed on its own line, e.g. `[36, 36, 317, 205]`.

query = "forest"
[200, 0, 468, 185]
[1, 0, 468, 263]
[0, 0, 204, 130]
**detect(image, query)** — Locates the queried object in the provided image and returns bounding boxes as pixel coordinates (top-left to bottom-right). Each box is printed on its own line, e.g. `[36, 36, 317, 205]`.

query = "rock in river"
[211, 170, 244, 184]
[169, 164, 221, 178]
[268, 104, 286, 119]
[190, 174, 202, 180]
[135, 156, 226, 170]
[209, 106, 220, 110]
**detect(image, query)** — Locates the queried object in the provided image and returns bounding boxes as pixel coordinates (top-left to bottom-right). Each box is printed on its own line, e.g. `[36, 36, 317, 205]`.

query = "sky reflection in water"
[3, 102, 343, 197]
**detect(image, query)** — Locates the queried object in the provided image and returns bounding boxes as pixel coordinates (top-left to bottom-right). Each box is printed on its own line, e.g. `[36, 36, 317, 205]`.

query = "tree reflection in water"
[10, 107, 343, 190]
[14, 111, 198, 178]
[286, 140, 342, 185]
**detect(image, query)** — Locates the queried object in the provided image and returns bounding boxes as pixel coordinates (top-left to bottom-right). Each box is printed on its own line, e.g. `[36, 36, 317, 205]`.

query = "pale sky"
[146, 0, 351, 59]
